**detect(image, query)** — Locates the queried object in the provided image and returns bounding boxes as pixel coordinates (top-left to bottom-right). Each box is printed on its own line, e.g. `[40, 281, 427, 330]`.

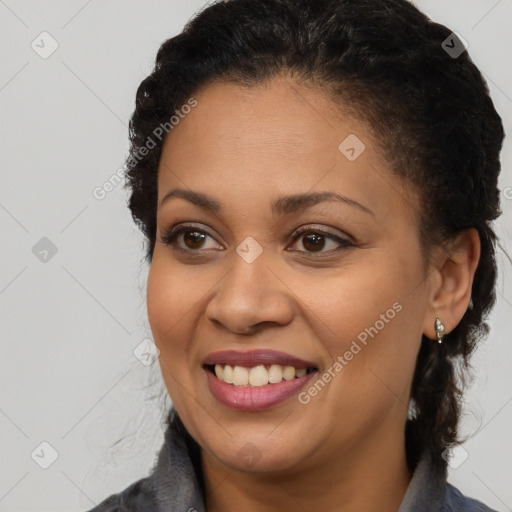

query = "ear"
[422, 228, 481, 340]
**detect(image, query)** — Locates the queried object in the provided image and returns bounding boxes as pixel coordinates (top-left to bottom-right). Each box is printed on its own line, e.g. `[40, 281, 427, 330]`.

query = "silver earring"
[435, 317, 445, 344]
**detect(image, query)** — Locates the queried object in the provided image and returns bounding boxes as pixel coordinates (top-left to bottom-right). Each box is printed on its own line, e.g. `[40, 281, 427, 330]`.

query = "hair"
[122, 0, 506, 477]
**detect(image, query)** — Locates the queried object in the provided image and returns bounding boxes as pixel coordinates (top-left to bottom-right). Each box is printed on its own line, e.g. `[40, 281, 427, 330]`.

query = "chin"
[209, 439, 306, 474]
[195, 421, 318, 475]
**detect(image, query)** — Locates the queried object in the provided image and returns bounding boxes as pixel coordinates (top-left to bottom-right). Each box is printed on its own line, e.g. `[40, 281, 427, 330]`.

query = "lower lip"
[205, 368, 317, 411]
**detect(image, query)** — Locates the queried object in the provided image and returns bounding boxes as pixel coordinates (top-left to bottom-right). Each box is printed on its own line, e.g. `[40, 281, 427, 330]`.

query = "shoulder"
[442, 483, 498, 512]
[83, 476, 159, 512]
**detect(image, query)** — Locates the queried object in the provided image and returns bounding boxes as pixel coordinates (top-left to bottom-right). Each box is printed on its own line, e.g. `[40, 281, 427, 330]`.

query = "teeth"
[249, 365, 268, 386]
[296, 368, 307, 378]
[268, 364, 283, 383]
[282, 366, 296, 380]
[212, 364, 313, 387]
[223, 364, 234, 384]
[233, 365, 249, 386]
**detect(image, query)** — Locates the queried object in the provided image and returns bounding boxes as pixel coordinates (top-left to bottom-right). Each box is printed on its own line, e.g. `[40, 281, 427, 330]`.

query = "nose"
[204, 253, 295, 335]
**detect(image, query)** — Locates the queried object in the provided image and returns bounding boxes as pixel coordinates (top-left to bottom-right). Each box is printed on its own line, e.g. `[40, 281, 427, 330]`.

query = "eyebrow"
[159, 188, 374, 217]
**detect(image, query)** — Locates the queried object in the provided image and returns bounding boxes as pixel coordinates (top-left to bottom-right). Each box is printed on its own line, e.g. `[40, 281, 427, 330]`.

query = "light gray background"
[0, 1, 511, 511]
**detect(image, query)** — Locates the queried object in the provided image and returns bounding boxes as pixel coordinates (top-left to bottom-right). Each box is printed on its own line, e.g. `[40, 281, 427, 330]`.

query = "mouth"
[202, 349, 319, 410]
[203, 363, 317, 386]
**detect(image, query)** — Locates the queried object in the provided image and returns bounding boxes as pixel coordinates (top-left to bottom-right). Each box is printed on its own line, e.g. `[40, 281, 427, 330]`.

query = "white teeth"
[232, 366, 249, 386]
[249, 365, 268, 386]
[213, 364, 313, 386]
[296, 368, 307, 378]
[268, 364, 283, 383]
[223, 364, 234, 384]
[282, 366, 296, 380]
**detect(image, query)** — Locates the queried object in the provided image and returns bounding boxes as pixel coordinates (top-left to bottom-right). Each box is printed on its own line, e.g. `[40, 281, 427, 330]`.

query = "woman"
[87, 0, 506, 510]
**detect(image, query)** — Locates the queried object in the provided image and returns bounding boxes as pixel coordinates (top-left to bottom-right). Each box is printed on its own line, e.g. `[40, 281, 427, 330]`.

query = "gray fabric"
[396, 450, 497, 512]
[85, 421, 497, 512]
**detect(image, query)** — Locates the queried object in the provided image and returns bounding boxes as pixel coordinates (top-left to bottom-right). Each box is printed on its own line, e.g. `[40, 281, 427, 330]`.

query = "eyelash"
[159, 224, 355, 256]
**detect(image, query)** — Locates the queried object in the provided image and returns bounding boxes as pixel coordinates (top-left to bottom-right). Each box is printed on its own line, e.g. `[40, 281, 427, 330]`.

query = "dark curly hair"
[123, 0, 506, 477]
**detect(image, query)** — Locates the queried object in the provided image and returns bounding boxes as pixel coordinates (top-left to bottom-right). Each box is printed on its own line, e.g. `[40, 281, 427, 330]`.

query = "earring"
[435, 317, 445, 344]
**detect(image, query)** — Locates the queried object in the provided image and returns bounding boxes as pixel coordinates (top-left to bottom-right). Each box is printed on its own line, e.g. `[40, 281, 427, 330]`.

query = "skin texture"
[146, 75, 480, 512]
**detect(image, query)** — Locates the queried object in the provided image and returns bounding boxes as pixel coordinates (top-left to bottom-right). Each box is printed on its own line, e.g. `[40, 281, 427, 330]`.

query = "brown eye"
[183, 230, 206, 249]
[301, 233, 326, 252]
[160, 225, 222, 252]
[290, 228, 354, 255]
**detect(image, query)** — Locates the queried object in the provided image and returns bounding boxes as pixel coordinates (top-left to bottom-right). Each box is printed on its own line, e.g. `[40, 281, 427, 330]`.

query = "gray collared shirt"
[86, 421, 497, 512]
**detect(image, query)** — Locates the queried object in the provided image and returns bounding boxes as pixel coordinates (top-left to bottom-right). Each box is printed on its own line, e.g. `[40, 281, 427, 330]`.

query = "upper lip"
[203, 349, 318, 369]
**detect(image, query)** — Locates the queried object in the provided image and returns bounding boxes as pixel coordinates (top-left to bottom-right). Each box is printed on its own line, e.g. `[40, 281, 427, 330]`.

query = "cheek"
[299, 259, 403, 344]
[146, 257, 199, 365]
[147, 262, 178, 341]
[146, 253, 205, 339]
[302, 254, 423, 402]
[146, 258, 199, 411]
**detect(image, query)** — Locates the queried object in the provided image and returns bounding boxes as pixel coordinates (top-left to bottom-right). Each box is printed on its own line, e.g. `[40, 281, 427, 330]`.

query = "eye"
[160, 223, 355, 256]
[288, 227, 354, 254]
[160, 225, 222, 252]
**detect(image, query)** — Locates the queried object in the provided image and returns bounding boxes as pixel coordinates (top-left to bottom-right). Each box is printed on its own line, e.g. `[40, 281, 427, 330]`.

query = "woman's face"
[147, 76, 434, 474]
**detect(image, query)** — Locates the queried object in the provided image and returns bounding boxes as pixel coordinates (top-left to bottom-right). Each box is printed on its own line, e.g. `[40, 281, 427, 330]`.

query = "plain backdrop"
[0, 1, 511, 510]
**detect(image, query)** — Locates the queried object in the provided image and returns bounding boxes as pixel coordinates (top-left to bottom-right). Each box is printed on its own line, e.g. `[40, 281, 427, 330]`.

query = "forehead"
[162, 76, 357, 160]
[157, 76, 417, 224]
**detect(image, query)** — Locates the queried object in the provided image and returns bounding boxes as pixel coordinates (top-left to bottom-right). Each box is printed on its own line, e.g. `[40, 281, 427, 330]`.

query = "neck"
[201, 423, 413, 512]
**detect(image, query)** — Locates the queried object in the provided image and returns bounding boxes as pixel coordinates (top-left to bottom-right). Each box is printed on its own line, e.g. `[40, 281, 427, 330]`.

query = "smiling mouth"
[204, 363, 318, 387]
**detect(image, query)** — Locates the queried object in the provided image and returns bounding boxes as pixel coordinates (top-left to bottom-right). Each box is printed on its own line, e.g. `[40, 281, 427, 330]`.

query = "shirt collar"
[398, 450, 447, 512]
